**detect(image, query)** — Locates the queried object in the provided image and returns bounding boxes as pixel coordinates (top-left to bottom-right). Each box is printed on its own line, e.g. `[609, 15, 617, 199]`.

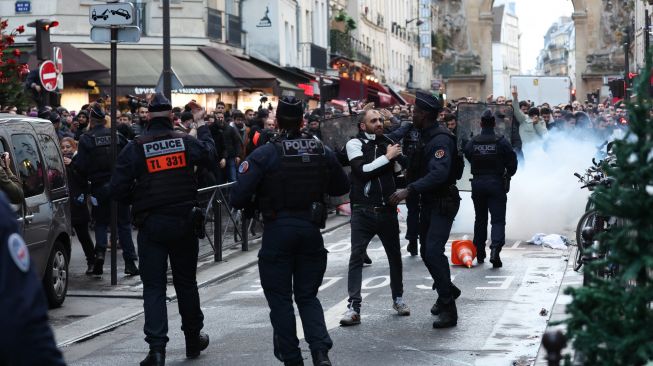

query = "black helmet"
[480, 109, 495, 127]
[148, 92, 172, 112]
[276, 96, 303, 120]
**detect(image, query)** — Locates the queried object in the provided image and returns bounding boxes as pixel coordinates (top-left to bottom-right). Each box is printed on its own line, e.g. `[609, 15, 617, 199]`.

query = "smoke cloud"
[452, 131, 603, 240]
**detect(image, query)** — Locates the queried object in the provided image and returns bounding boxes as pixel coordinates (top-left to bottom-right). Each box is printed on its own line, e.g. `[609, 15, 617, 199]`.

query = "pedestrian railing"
[196, 183, 263, 262]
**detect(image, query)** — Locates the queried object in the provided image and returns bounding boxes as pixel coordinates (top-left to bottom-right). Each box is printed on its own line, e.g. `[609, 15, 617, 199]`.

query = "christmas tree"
[563, 52, 653, 363]
[0, 18, 31, 111]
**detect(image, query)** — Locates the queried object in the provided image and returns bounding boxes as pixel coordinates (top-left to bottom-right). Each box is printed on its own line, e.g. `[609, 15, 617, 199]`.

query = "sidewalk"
[51, 214, 351, 348]
[534, 245, 582, 365]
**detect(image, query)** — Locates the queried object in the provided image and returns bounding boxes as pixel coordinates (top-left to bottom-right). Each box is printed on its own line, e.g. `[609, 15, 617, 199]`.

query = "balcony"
[299, 42, 328, 71]
[330, 30, 371, 65]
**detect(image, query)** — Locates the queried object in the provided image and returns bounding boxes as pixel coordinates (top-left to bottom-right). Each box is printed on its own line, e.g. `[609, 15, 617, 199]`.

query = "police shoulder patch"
[238, 160, 250, 174]
[434, 149, 445, 159]
[8, 233, 29, 272]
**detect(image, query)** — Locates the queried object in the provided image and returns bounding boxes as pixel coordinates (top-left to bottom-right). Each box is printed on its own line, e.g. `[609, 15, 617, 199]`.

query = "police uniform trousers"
[471, 176, 507, 253]
[137, 210, 204, 349]
[419, 198, 459, 300]
[92, 181, 137, 261]
[405, 191, 421, 244]
[347, 205, 404, 311]
[258, 215, 333, 363]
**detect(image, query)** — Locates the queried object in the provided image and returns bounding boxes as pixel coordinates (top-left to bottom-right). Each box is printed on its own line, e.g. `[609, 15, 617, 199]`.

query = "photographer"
[0, 152, 24, 204]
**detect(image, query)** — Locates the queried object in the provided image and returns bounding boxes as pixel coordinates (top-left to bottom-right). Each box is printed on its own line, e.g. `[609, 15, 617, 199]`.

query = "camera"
[126, 94, 148, 113]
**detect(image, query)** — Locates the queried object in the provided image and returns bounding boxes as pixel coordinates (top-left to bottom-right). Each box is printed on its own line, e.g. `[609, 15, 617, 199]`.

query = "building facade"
[536, 17, 574, 79]
[491, 2, 520, 99]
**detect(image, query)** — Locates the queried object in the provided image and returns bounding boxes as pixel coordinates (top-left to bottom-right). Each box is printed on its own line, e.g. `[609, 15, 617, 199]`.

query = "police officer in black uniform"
[402, 122, 421, 256]
[390, 91, 463, 329]
[0, 193, 66, 366]
[111, 93, 215, 366]
[464, 109, 518, 268]
[230, 97, 349, 366]
[73, 103, 139, 276]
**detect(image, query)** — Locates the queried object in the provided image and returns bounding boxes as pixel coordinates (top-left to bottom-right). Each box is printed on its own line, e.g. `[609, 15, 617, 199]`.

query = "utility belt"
[261, 202, 327, 228]
[351, 203, 396, 213]
[420, 185, 460, 218]
[133, 201, 205, 239]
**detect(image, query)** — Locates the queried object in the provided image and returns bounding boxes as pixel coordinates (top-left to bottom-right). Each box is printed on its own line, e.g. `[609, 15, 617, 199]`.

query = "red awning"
[337, 77, 366, 100]
[199, 47, 276, 89]
[377, 91, 393, 107]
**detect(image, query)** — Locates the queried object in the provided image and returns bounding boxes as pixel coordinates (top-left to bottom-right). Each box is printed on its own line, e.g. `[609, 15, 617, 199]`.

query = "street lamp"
[406, 18, 423, 27]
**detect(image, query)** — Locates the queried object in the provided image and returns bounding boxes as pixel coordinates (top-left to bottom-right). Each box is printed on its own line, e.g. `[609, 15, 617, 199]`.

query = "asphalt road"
[62, 217, 568, 366]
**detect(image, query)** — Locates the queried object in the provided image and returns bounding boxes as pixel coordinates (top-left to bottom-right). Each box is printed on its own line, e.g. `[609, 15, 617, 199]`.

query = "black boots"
[124, 259, 140, 276]
[490, 248, 502, 268]
[311, 350, 332, 366]
[431, 284, 461, 316]
[476, 246, 486, 263]
[284, 360, 304, 366]
[85, 262, 94, 275]
[432, 298, 458, 329]
[363, 252, 372, 265]
[92, 250, 105, 275]
[185, 332, 209, 359]
[140, 349, 165, 366]
[407, 239, 418, 256]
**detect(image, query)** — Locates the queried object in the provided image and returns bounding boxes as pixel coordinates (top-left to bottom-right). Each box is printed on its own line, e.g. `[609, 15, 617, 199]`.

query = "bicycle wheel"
[575, 209, 597, 271]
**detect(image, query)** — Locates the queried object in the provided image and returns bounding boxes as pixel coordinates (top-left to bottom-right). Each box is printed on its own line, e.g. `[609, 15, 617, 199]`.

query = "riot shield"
[455, 103, 514, 191]
[319, 115, 359, 152]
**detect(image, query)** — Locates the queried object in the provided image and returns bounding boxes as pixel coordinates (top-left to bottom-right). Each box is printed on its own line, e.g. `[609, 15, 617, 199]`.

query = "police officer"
[402, 121, 421, 256]
[464, 109, 518, 268]
[390, 90, 463, 329]
[230, 96, 349, 366]
[0, 193, 66, 366]
[73, 103, 139, 276]
[110, 93, 215, 366]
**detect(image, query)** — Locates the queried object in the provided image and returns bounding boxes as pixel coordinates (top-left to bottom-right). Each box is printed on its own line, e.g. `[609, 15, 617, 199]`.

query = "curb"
[56, 217, 350, 348]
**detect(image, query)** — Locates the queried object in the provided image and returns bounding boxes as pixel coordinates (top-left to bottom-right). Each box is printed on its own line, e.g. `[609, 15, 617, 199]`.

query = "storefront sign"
[256, 6, 272, 27]
[15, 1, 31, 13]
[134, 87, 217, 95]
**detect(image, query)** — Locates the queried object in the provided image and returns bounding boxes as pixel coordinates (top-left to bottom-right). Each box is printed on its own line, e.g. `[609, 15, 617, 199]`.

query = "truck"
[509, 75, 571, 106]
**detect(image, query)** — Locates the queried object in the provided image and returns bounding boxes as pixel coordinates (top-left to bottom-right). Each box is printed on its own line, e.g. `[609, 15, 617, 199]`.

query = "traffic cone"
[451, 240, 477, 268]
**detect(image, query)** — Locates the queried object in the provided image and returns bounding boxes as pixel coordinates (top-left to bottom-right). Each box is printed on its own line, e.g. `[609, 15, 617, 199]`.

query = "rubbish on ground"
[527, 233, 569, 250]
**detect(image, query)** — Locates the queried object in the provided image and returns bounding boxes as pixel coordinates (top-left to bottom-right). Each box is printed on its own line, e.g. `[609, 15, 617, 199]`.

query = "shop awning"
[337, 77, 367, 100]
[386, 84, 407, 105]
[27, 43, 109, 82]
[199, 47, 276, 89]
[81, 48, 238, 92]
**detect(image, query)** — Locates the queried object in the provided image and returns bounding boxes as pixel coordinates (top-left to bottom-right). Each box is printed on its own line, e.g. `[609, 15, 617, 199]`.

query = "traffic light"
[26, 19, 59, 60]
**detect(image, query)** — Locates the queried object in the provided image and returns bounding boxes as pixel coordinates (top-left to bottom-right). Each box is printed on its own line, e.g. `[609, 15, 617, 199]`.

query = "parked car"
[0, 113, 71, 308]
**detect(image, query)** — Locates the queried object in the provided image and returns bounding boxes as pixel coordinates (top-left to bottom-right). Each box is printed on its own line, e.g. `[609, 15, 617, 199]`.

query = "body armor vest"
[85, 127, 112, 183]
[258, 137, 329, 215]
[132, 131, 197, 214]
[470, 134, 505, 176]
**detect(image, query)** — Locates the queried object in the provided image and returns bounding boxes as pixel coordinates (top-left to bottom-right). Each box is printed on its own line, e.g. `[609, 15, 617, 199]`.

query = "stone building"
[536, 17, 574, 78]
[491, 2, 520, 99]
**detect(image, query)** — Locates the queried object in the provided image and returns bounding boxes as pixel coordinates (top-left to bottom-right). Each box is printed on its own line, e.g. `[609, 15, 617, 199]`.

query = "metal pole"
[162, 0, 172, 100]
[110, 26, 118, 286]
[213, 194, 222, 262]
[319, 75, 325, 118]
[646, 10, 650, 55]
[241, 214, 249, 251]
[624, 26, 630, 100]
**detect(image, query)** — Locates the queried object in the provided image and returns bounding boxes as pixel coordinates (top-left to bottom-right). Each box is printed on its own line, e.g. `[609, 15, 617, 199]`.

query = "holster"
[310, 202, 327, 228]
[504, 175, 511, 193]
[435, 185, 461, 219]
[189, 207, 206, 239]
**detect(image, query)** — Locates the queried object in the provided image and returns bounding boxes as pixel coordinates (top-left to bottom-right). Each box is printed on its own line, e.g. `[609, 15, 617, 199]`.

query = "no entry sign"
[39, 60, 58, 92]
[54, 47, 63, 73]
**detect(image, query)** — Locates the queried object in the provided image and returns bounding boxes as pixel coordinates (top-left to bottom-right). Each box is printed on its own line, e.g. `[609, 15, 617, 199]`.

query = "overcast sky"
[494, 0, 575, 73]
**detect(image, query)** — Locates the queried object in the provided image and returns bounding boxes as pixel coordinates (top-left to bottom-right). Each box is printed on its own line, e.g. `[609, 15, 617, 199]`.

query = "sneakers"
[393, 297, 411, 316]
[339, 308, 361, 326]
[85, 263, 95, 275]
[124, 260, 140, 276]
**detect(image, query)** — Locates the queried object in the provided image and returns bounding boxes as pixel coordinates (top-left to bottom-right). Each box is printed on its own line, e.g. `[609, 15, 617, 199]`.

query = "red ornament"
[0, 20, 8, 30]
[12, 48, 20, 57]
[6, 58, 16, 65]
[5, 35, 14, 46]
[16, 25, 24, 34]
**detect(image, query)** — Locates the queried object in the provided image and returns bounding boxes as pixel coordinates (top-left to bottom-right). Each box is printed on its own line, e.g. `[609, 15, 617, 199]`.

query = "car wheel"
[43, 240, 68, 309]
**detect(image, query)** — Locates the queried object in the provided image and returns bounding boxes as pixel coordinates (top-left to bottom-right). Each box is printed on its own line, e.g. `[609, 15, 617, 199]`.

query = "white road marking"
[361, 275, 390, 289]
[229, 279, 263, 294]
[318, 276, 342, 292]
[505, 240, 524, 250]
[475, 275, 515, 290]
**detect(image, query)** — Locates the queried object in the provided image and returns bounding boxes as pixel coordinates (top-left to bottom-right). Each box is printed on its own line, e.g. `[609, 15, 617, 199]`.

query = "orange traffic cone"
[451, 240, 477, 268]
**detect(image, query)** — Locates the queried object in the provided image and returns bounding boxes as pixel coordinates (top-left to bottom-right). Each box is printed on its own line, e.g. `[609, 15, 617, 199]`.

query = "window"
[11, 134, 45, 197]
[208, 8, 223, 41]
[227, 14, 242, 46]
[38, 134, 66, 190]
[134, 2, 147, 36]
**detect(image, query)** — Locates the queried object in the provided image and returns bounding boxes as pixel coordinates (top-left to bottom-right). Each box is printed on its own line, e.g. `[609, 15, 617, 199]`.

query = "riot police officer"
[402, 122, 421, 256]
[0, 193, 66, 366]
[464, 109, 518, 268]
[73, 103, 138, 276]
[230, 97, 349, 366]
[111, 93, 215, 366]
[390, 90, 463, 329]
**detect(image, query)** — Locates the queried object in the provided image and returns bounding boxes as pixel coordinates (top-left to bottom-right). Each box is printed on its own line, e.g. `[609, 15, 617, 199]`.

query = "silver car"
[0, 113, 71, 308]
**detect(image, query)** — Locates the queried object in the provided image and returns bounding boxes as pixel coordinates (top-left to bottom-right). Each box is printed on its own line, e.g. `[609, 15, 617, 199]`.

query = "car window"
[38, 134, 66, 189]
[11, 134, 45, 197]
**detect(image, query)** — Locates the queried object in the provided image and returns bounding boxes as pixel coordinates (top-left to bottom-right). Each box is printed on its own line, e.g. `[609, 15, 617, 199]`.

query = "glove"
[90, 196, 98, 207]
[75, 194, 85, 205]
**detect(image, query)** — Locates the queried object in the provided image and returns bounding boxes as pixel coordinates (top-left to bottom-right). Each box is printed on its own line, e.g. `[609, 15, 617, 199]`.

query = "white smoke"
[453, 131, 601, 240]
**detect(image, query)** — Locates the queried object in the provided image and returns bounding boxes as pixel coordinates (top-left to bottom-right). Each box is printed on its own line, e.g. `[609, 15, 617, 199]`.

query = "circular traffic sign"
[54, 47, 63, 73]
[39, 60, 58, 92]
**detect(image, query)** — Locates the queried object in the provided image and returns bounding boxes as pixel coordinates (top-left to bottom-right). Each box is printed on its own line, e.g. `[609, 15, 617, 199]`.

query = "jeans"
[225, 157, 238, 183]
[258, 217, 332, 363]
[471, 176, 507, 254]
[347, 206, 403, 312]
[93, 202, 137, 261]
[138, 213, 204, 349]
[420, 200, 458, 300]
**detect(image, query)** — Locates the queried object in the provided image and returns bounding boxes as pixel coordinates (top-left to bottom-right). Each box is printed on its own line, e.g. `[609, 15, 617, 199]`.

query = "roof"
[199, 46, 277, 88]
[27, 43, 110, 82]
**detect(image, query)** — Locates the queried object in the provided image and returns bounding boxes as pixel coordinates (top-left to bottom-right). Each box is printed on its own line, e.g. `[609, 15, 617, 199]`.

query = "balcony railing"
[330, 30, 371, 65]
[299, 42, 328, 71]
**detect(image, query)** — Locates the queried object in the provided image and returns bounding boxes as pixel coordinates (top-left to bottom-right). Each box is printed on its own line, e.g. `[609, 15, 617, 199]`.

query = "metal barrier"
[196, 182, 263, 262]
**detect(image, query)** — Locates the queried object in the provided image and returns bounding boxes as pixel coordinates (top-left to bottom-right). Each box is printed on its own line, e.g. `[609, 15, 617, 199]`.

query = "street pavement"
[58, 205, 571, 366]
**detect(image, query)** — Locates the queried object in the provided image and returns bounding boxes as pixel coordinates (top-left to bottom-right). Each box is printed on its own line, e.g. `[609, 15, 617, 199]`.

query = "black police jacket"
[463, 127, 517, 178]
[73, 124, 127, 185]
[346, 132, 398, 206]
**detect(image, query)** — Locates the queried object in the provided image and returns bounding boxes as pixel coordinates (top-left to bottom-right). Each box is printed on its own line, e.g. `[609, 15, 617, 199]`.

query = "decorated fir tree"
[0, 18, 31, 110]
[563, 53, 653, 364]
